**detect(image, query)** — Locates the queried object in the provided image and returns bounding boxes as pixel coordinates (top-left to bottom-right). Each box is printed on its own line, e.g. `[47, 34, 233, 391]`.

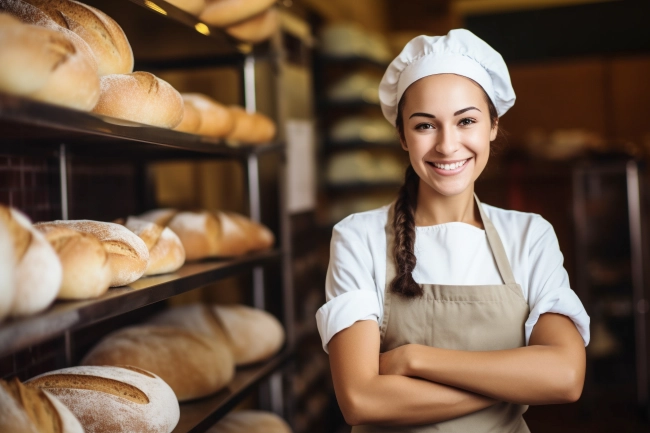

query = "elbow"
[339, 391, 371, 426]
[552, 366, 584, 404]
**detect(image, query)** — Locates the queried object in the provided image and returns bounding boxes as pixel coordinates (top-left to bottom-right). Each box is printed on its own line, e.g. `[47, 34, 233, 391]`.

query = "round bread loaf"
[207, 410, 292, 433]
[82, 326, 235, 402]
[162, 0, 205, 15]
[137, 208, 178, 227]
[34, 225, 111, 299]
[0, 215, 16, 321]
[124, 217, 185, 276]
[227, 106, 276, 145]
[199, 0, 275, 27]
[0, 377, 84, 433]
[150, 303, 285, 365]
[21, 0, 133, 75]
[174, 98, 202, 134]
[225, 7, 278, 43]
[93, 72, 184, 129]
[181, 93, 234, 137]
[0, 205, 62, 317]
[0, 12, 100, 111]
[35, 220, 149, 287]
[28, 365, 180, 433]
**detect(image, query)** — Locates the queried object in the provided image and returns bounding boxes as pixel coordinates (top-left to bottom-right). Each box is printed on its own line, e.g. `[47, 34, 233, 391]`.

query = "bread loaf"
[166, 210, 274, 260]
[227, 106, 276, 145]
[34, 225, 111, 299]
[181, 93, 234, 137]
[124, 217, 185, 276]
[150, 303, 285, 365]
[162, 0, 205, 15]
[173, 98, 202, 134]
[21, 0, 133, 75]
[0, 12, 100, 111]
[199, 0, 275, 27]
[28, 365, 180, 433]
[82, 326, 235, 402]
[207, 410, 292, 433]
[0, 205, 62, 317]
[137, 208, 178, 227]
[35, 220, 149, 287]
[92, 72, 184, 128]
[0, 377, 84, 433]
[0, 215, 16, 321]
[225, 7, 278, 43]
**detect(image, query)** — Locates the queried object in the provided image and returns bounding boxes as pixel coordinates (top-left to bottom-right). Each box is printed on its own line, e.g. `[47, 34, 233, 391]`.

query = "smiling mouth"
[426, 158, 471, 171]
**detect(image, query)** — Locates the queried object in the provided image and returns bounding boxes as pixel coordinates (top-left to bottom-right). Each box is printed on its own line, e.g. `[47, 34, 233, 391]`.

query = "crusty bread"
[34, 225, 111, 299]
[21, 0, 133, 75]
[225, 7, 278, 44]
[92, 72, 184, 128]
[0, 214, 16, 321]
[226, 106, 276, 145]
[35, 220, 149, 287]
[150, 303, 285, 365]
[28, 365, 180, 433]
[82, 326, 235, 402]
[207, 410, 292, 433]
[124, 217, 185, 276]
[0, 378, 84, 433]
[181, 93, 234, 137]
[137, 208, 179, 227]
[0, 12, 100, 111]
[162, 0, 205, 15]
[199, 0, 275, 27]
[173, 98, 202, 134]
[0, 205, 62, 317]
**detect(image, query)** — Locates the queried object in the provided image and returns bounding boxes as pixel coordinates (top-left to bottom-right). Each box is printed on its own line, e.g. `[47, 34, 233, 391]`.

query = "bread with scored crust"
[162, 0, 205, 15]
[225, 7, 278, 44]
[124, 217, 185, 276]
[207, 410, 292, 433]
[199, 0, 275, 27]
[181, 93, 234, 137]
[226, 106, 276, 145]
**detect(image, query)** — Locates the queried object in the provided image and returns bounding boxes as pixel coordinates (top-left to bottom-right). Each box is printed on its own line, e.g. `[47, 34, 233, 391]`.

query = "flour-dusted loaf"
[150, 303, 285, 365]
[226, 106, 276, 145]
[0, 205, 62, 317]
[225, 7, 278, 43]
[82, 326, 235, 402]
[162, 0, 205, 15]
[0, 12, 100, 111]
[199, 0, 275, 27]
[166, 210, 274, 260]
[124, 217, 185, 276]
[28, 365, 180, 433]
[0, 377, 84, 433]
[0, 215, 16, 321]
[181, 93, 234, 137]
[34, 225, 111, 299]
[92, 72, 184, 128]
[174, 98, 202, 134]
[21, 0, 133, 75]
[207, 410, 292, 433]
[137, 208, 179, 227]
[35, 220, 149, 287]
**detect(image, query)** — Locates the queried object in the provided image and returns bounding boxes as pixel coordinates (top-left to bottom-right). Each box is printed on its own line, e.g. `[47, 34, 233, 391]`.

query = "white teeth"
[432, 159, 468, 170]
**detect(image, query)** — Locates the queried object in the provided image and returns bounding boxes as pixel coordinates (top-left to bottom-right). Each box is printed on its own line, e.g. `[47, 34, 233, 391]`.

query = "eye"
[459, 118, 476, 126]
[415, 123, 434, 130]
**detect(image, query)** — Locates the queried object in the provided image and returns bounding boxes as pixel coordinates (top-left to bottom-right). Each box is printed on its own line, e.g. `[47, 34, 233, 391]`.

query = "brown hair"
[390, 89, 499, 297]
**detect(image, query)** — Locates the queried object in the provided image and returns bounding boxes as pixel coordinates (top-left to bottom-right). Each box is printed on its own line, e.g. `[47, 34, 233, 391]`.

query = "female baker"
[316, 29, 590, 432]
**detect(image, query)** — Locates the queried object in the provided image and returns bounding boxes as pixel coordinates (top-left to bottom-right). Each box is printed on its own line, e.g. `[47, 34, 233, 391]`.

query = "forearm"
[338, 373, 496, 426]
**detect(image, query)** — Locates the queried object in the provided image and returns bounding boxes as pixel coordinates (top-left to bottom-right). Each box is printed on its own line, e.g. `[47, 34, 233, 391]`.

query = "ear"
[489, 119, 499, 142]
[399, 135, 409, 151]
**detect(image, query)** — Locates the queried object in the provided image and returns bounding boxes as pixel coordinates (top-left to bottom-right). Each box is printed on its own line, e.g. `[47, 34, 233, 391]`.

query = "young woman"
[316, 29, 590, 432]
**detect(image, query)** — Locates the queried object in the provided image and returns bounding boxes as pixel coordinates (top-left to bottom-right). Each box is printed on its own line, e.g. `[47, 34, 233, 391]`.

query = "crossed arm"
[328, 313, 586, 426]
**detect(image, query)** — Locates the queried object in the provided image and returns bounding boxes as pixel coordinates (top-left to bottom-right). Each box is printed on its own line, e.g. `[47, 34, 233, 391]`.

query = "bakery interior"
[1, 0, 650, 432]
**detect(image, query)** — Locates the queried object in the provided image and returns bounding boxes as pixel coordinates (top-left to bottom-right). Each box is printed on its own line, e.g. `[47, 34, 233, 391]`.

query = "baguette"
[124, 217, 185, 276]
[35, 225, 111, 299]
[137, 208, 179, 227]
[82, 326, 235, 402]
[225, 7, 278, 44]
[181, 93, 234, 137]
[207, 410, 292, 433]
[0, 377, 84, 433]
[35, 220, 149, 287]
[28, 365, 180, 433]
[199, 0, 275, 27]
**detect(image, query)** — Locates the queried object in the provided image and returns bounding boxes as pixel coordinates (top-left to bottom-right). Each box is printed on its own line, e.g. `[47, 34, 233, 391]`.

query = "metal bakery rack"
[0, 1, 298, 431]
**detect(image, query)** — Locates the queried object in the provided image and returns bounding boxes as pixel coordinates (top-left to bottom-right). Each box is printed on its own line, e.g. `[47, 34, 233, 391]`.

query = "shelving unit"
[0, 1, 296, 432]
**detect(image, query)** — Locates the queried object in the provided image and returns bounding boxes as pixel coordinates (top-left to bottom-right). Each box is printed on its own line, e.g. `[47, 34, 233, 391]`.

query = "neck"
[414, 181, 482, 229]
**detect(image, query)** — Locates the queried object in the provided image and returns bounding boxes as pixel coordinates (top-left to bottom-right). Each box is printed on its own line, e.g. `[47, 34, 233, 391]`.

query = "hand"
[379, 344, 413, 376]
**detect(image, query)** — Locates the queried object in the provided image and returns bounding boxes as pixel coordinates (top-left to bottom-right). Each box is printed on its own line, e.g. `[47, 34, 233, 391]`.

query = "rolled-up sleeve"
[316, 215, 381, 353]
[526, 216, 590, 346]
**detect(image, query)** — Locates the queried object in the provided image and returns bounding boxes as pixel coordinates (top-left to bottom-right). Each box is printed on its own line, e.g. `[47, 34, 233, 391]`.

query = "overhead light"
[195, 22, 210, 35]
[144, 0, 167, 15]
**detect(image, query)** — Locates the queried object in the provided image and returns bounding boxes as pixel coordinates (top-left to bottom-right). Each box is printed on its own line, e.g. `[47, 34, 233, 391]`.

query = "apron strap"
[381, 204, 397, 339]
[474, 193, 517, 285]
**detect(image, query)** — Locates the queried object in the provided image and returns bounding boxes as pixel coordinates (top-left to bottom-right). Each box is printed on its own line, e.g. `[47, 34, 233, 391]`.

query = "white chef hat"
[379, 29, 516, 126]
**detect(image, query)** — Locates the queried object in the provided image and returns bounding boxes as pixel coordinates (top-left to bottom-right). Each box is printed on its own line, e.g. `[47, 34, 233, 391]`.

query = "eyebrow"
[408, 106, 481, 119]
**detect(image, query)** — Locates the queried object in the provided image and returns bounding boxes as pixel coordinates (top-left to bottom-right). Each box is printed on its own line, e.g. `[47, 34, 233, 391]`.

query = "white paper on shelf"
[286, 119, 316, 213]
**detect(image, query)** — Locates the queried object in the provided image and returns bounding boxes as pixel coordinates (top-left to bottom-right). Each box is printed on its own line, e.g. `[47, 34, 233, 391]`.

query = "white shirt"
[316, 202, 591, 353]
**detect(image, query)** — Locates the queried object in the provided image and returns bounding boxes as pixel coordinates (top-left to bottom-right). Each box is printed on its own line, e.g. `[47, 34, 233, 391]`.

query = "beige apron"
[352, 194, 531, 433]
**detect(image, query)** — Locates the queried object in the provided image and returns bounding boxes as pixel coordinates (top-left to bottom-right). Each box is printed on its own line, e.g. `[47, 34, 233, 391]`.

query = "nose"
[434, 127, 459, 156]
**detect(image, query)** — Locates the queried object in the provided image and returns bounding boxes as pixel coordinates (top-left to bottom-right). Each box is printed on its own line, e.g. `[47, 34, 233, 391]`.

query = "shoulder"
[332, 204, 390, 239]
[481, 202, 555, 244]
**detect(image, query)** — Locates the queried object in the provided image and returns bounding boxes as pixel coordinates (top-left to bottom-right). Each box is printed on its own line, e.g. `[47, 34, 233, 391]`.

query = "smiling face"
[398, 73, 498, 198]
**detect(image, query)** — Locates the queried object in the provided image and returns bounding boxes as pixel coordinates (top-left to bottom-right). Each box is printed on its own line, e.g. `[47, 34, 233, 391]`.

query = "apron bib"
[352, 194, 531, 433]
